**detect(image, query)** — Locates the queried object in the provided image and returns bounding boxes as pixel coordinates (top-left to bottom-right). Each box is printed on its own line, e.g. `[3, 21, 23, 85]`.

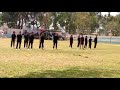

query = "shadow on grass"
[13, 67, 120, 78]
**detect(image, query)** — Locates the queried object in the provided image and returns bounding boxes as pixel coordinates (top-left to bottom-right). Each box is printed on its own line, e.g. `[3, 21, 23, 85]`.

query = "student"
[16, 31, 22, 49]
[94, 35, 97, 48]
[24, 32, 29, 48]
[77, 34, 81, 48]
[28, 32, 34, 49]
[53, 33, 58, 49]
[39, 33, 45, 49]
[11, 31, 16, 48]
[69, 35, 73, 48]
[84, 36, 88, 48]
[89, 36, 92, 49]
[81, 34, 84, 49]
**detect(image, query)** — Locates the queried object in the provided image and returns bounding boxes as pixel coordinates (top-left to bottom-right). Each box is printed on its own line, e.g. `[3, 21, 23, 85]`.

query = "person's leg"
[53, 42, 55, 49]
[77, 41, 79, 47]
[70, 43, 71, 48]
[13, 40, 15, 48]
[42, 42, 44, 49]
[31, 42, 33, 49]
[94, 43, 97, 48]
[71, 43, 73, 48]
[19, 42, 21, 49]
[11, 40, 13, 47]
[24, 40, 25, 48]
[28, 42, 30, 49]
[26, 41, 28, 48]
[56, 42, 57, 49]
[39, 41, 41, 48]
[16, 41, 18, 49]
[80, 44, 81, 49]
[40, 42, 42, 48]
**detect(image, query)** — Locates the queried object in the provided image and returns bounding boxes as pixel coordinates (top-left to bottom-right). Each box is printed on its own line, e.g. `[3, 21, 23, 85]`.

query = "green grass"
[0, 38, 120, 78]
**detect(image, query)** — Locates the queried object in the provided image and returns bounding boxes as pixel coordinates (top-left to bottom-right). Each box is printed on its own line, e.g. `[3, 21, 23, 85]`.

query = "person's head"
[13, 31, 15, 34]
[90, 36, 91, 39]
[71, 35, 73, 37]
[86, 36, 87, 38]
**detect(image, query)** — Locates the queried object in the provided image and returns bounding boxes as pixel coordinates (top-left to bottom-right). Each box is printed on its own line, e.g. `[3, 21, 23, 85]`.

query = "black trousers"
[84, 43, 87, 48]
[70, 42, 73, 48]
[39, 41, 44, 48]
[94, 42, 97, 48]
[89, 44, 92, 49]
[16, 41, 21, 49]
[53, 42, 57, 49]
[11, 40, 15, 48]
[28, 42, 33, 49]
[24, 40, 28, 48]
[77, 41, 80, 47]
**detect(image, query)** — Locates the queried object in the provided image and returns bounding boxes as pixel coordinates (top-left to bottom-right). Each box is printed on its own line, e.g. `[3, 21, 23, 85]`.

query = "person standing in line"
[28, 32, 34, 49]
[77, 34, 81, 48]
[94, 35, 97, 48]
[24, 32, 29, 48]
[16, 31, 22, 50]
[11, 31, 16, 48]
[89, 36, 92, 49]
[53, 33, 58, 49]
[81, 34, 84, 49]
[39, 33, 45, 49]
[69, 35, 73, 48]
[84, 36, 88, 48]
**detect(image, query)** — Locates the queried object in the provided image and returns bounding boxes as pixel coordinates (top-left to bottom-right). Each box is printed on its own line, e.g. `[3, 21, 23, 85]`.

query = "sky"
[101, 12, 119, 16]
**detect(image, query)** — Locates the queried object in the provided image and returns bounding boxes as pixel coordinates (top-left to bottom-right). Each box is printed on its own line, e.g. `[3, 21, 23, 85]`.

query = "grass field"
[0, 38, 120, 78]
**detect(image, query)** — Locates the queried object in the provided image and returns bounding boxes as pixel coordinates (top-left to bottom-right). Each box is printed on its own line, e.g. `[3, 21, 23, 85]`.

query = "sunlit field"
[0, 38, 120, 78]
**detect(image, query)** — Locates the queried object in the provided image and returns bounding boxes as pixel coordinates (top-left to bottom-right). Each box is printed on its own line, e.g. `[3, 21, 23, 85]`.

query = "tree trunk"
[21, 18, 24, 29]
[18, 18, 21, 29]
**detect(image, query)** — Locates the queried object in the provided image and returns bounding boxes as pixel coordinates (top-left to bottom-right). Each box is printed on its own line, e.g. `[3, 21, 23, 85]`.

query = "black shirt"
[81, 37, 84, 44]
[85, 37, 87, 43]
[94, 38, 97, 43]
[17, 34, 22, 42]
[29, 34, 34, 42]
[11, 34, 16, 40]
[78, 36, 81, 42]
[40, 35, 44, 43]
[24, 34, 29, 41]
[89, 39, 92, 44]
[70, 37, 73, 43]
[53, 36, 58, 43]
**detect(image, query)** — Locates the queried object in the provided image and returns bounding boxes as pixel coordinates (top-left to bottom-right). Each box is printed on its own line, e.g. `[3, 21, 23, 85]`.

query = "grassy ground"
[0, 38, 120, 78]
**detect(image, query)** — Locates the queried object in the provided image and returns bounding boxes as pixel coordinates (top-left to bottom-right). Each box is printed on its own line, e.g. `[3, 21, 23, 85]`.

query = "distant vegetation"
[0, 12, 120, 36]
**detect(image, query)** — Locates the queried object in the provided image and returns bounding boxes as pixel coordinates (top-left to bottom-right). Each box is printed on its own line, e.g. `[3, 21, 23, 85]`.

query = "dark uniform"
[11, 32, 16, 48]
[69, 35, 73, 48]
[77, 35, 81, 47]
[84, 36, 88, 48]
[94, 36, 97, 48]
[16, 32, 22, 49]
[89, 37, 92, 49]
[39, 34, 45, 49]
[28, 33, 34, 49]
[53, 34, 58, 49]
[81, 35, 84, 49]
[24, 33, 29, 48]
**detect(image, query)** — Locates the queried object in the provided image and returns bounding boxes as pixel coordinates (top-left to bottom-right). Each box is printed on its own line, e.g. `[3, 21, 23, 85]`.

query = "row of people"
[11, 31, 34, 49]
[69, 34, 97, 49]
[11, 31, 58, 50]
[11, 31, 97, 50]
